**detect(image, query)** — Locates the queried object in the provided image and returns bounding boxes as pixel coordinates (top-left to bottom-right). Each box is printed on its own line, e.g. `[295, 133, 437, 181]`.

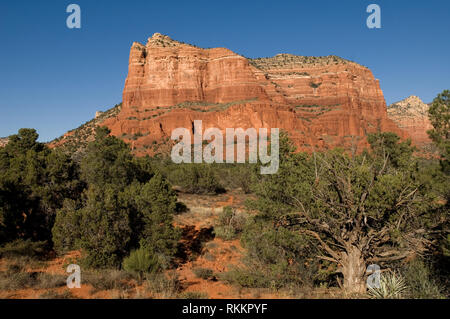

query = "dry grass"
[178, 291, 209, 299]
[83, 269, 133, 293]
[0, 268, 66, 291]
[39, 290, 73, 299]
[145, 272, 181, 298]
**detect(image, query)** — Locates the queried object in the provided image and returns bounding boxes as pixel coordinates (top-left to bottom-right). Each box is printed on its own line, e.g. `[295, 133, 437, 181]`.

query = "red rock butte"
[80, 33, 408, 155]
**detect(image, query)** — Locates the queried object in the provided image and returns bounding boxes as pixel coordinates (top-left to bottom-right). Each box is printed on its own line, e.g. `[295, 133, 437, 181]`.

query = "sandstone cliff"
[55, 33, 407, 155]
[387, 95, 432, 148]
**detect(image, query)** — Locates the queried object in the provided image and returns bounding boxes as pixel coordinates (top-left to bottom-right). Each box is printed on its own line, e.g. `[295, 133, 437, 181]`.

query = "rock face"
[387, 96, 432, 148]
[95, 111, 104, 119]
[0, 137, 8, 148]
[71, 33, 406, 155]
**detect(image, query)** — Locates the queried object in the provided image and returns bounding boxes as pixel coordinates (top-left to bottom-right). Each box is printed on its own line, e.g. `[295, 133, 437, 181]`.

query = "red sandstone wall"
[99, 33, 407, 155]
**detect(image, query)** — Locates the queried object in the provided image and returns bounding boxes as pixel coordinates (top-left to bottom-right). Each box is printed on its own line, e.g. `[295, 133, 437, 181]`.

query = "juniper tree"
[52, 127, 180, 268]
[427, 89, 450, 289]
[0, 129, 81, 244]
[427, 89, 450, 174]
[249, 132, 441, 293]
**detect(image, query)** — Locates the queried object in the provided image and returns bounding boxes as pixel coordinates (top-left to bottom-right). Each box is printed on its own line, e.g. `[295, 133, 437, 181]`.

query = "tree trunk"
[341, 245, 366, 293]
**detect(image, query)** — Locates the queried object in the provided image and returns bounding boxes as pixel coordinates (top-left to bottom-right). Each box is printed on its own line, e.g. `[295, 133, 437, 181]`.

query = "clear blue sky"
[0, 0, 449, 142]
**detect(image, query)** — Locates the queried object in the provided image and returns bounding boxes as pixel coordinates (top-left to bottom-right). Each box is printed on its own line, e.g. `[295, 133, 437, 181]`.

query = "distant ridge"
[387, 95, 433, 149]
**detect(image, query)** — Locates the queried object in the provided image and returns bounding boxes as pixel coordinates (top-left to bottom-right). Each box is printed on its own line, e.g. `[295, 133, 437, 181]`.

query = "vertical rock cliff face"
[123, 34, 269, 109]
[97, 33, 406, 155]
[387, 95, 433, 148]
[247, 54, 404, 149]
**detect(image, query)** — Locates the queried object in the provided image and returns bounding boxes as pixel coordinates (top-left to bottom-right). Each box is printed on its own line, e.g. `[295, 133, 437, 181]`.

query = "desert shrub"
[34, 273, 67, 289]
[432, 232, 450, 296]
[231, 165, 255, 193]
[219, 265, 315, 291]
[146, 272, 181, 298]
[218, 268, 271, 288]
[402, 260, 444, 299]
[368, 271, 407, 299]
[427, 89, 450, 174]
[0, 239, 48, 259]
[213, 164, 256, 193]
[234, 217, 319, 289]
[192, 267, 214, 280]
[220, 261, 316, 291]
[219, 218, 320, 289]
[217, 206, 233, 225]
[53, 127, 180, 269]
[178, 291, 209, 299]
[0, 271, 38, 290]
[213, 226, 236, 241]
[213, 206, 247, 241]
[77, 186, 132, 269]
[0, 129, 83, 245]
[150, 159, 255, 193]
[0, 269, 67, 291]
[122, 247, 161, 279]
[4, 255, 45, 273]
[426, 90, 450, 295]
[83, 269, 131, 291]
[172, 164, 224, 194]
[131, 173, 181, 264]
[52, 199, 82, 253]
[6, 263, 26, 274]
[39, 290, 73, 299]
[79, 127, 140, 189]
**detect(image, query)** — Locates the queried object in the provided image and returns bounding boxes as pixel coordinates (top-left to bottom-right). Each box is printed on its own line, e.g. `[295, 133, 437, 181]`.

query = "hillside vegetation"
[0, 90, 448, 299]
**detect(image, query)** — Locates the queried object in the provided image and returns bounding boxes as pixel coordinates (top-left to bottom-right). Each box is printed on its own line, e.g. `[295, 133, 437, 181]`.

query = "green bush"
[193, 268, 214, 280]
[233, 218, 318, 289]
[133, 173, 181, 262]
[0, 239, 47, 258]
[173, 164, 224, 194]
[213, 207, 247, 240]
[52, 200, 82, 253]
[217, 206, 233, 225]
[217, 213, 318, 290]
[149, 159, 256, 193]
[52, 127, 180, 269]
[213, 164, 256, 193]
[0, 128, 82, 245]
[213, 225, 237, 241]
[218, 267, 283, 289]
[402, 260, 444, 299]
[123, 247, 161, 278]
[77, 186, 132, 269]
